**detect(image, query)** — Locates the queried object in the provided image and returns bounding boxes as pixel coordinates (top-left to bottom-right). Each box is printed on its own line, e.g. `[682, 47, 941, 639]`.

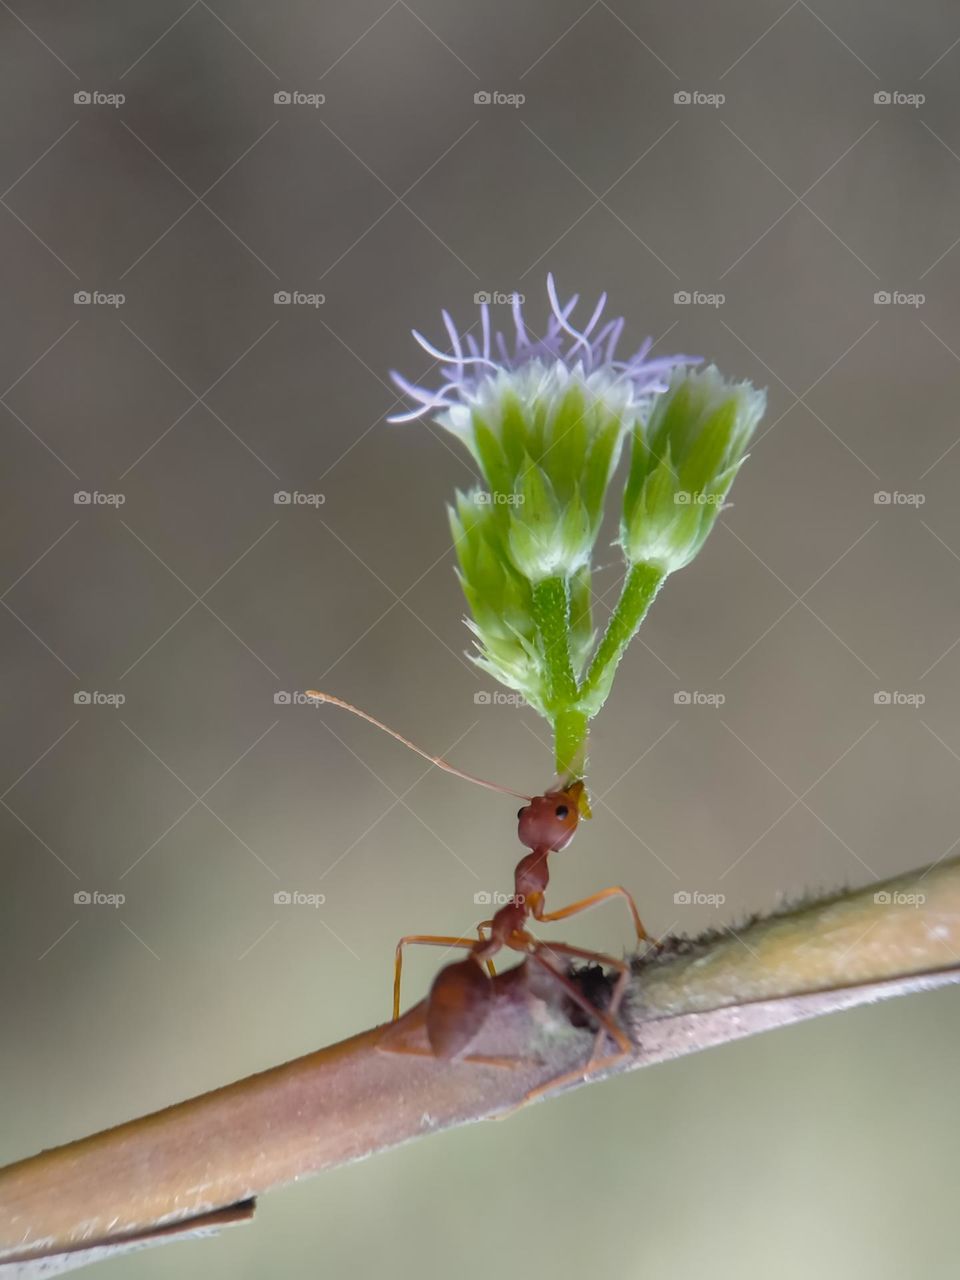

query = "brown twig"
[2, 857, 959, 1276]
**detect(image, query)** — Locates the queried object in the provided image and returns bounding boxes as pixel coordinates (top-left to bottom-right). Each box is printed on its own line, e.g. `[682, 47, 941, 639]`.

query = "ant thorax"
[514, 848, 550, 900]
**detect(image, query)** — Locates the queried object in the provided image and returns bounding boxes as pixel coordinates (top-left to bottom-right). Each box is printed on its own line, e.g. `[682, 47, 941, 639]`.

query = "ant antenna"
[305, 690, 532, 801]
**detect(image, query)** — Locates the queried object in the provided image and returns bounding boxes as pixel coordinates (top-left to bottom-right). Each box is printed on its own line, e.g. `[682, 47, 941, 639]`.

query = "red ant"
[306, 690, 650, 1092]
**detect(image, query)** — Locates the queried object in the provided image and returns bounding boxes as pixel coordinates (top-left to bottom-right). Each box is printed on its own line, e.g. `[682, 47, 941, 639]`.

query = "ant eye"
[518, 807, 526, 820]
[555, 804, 569, 819]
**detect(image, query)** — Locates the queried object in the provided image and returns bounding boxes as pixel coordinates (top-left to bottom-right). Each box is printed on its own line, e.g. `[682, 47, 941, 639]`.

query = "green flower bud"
[471, 381, 627, 582]
[448, 490, 547, 715]
[621, 365, 766, 573]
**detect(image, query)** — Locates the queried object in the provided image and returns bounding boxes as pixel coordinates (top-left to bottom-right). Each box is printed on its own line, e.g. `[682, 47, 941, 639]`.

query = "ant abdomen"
[426, 957, 493, 1059]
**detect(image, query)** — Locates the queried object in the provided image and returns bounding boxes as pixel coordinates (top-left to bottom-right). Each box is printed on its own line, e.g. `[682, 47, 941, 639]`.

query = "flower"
[386, 280, 763, 779]
[621, 365, 767, 574]
[390, 275, 696, 582]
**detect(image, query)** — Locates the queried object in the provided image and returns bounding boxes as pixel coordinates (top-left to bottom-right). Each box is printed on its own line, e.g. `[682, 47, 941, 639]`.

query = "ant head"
[517, 780, 588, 851]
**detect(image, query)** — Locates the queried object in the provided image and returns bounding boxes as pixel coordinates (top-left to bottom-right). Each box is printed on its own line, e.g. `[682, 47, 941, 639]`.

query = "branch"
[2, 857, 959, 1276]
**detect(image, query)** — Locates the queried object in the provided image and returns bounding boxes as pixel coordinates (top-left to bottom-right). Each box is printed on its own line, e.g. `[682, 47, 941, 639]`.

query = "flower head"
[389, 273, 693, 434]
[390, 275, 696, 581]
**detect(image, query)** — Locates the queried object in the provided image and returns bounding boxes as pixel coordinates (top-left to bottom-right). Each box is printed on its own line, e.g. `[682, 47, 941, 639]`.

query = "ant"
[306, 690, 651, 1093]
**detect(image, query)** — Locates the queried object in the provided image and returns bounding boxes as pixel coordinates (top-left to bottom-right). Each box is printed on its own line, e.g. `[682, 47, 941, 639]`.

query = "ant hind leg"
[517, 941, 635, 1109]
[392, 934, 476, 1021]
[477, 920, 496, 977]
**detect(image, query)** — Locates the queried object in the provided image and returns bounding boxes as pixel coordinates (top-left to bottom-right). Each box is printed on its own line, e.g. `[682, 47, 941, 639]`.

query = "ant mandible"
[306, 690, 650, 1088]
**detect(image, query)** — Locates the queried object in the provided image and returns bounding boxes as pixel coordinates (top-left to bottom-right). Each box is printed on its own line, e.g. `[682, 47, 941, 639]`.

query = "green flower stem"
[531, 576, 585, 776]
[581, 562, 665, 713]
[554, 707, 589, 780]
[531, 576, 578, 706]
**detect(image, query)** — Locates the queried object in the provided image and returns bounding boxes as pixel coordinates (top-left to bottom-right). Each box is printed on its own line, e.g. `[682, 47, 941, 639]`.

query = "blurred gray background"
[1, 2, 959, 1277]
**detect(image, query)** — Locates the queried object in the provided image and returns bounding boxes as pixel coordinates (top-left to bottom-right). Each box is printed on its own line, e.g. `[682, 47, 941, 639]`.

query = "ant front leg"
[534, 885, 650, 945]
[392, 934, 476, 1021]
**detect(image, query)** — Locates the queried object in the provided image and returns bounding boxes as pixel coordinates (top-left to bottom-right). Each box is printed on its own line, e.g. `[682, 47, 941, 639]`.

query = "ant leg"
[534, 885, 649, 944]
[377, 1036, 523, 1069]
[393, 935, 475, 1021]
[530, 943, 632, 1056]
[477, 920, 496, 978]
[538, 940, 632, 1048]
[515, 942, 634, 1109]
